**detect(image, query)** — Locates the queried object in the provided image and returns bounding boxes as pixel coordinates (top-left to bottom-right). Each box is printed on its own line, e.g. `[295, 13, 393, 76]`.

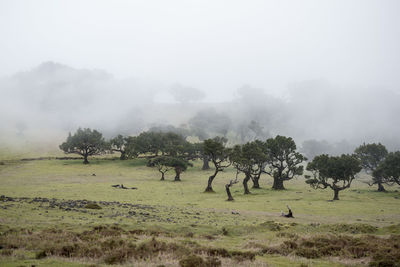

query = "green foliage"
[230, 141, 266, 174]
[355, 143, 388, 172]
[123, 136, 139, 158]
[374, 151, 400, 186]
[59, 128, 108, 164]
[124, 131, 192, 159]
[109, 134, 132, 160]
[160, 132, 188, 157]
[230, 140, 267, 192]
[355, 143, 388, 190]
[203, 137, 229, 160]
[264, 135, 305, 190]
[306, 154, 362, 200]
[148, 156, 193, 181]
[132, 131, 163, 155]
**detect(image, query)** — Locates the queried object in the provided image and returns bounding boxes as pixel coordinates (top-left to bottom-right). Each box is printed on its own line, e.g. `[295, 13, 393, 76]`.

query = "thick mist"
[0, 1, 399, 154]
[1, 62, 399, 155]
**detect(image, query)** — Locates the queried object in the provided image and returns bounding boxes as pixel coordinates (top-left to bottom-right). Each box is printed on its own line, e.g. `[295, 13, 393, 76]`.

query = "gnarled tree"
[264, 135, 305, 190]
[147, 156, 173, 180]
[170, 157, 193, 181]
[306, 154, 362, 200]
[230, 141, 267, 194]
[225, 170, 240, 201]
[109, 134, 129, 160]
[354, 143, 388, 191]
[373, 151, 400, 186]
[203, 137, 231, 192]
[59, 128, 108, 164]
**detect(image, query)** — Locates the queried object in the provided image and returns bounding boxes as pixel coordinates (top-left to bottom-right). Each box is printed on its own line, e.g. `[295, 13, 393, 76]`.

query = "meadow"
[0, 152, 399, 267]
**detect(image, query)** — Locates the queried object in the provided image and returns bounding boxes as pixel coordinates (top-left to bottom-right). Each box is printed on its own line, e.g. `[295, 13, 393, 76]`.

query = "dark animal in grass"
[281, 205, 294, 218]
[111, 184, 138, 189]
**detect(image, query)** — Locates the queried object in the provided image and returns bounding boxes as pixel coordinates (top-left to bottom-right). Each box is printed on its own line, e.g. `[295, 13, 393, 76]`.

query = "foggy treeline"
[1, 62, 399, 157]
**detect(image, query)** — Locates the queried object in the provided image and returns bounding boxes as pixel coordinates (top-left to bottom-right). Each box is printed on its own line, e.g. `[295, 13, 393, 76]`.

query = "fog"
[1, 0, 399, 154]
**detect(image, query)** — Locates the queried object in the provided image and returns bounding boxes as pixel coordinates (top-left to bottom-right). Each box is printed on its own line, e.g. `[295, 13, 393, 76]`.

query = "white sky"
[1, 0, 399, 98]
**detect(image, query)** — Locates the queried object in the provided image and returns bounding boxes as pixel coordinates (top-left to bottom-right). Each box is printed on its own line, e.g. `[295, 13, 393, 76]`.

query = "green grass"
[0, 154, 399, 266]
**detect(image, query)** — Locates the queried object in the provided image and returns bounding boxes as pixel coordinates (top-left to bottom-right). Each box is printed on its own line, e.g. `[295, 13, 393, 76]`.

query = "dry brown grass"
[0, 225, 259, 266]
[258, 233, 400, 266]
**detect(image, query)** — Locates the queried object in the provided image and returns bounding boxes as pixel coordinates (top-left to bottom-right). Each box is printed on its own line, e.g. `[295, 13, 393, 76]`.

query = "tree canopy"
[230, 140, 267, 194]
[148, 156, 192, 181]
[264, 135, 305, 190]
[306, 154, 362, 200]
[59, 128, 108, 164]
[354, 143, 388, 191]
[373, 151, 400, 186]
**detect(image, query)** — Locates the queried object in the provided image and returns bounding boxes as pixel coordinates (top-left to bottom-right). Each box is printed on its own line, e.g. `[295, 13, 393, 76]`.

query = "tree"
[124, 136, 140, 159]
[187, 141, 210, 170]
[182, 142, 203, 161]
[305, 154, 362, 200]
[188, 111, 232, 170]
[160, 132, 187, 156]
[203, 137, 231, 192]
[148, 156, 192, 181]
[248, 140, 268, 189]
[169, 157, 193, 181]
[59, 128, 108, 164]
[354, 143, 388, 191]
[148, 156, 173, 180]
[230, 141, 267, 194]
[109, 134, 129, 160]
[225, 170, 240, 201]
[373, 151, 400, 186]
[264, 135, 305, 190]
[132, 131, 163, 156]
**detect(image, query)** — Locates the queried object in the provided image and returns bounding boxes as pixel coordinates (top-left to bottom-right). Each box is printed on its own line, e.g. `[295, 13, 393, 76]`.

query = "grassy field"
[0, 153, 400, 267]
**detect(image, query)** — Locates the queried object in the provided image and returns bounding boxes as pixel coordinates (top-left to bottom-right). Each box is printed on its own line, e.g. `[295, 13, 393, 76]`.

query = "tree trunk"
[160, 171, 165, 181]
[202, 156, 210, 170]
[252, 176, 260, 189]
[243, 174, 251, 194]
[377, 182, 386, 192]
[83, 155, 89, 164]
[205, 170, 218, 192]
[174, 167, 181, 181]
[272, 177, 285, 190]
[226, 184, 234, 201]
[333, 189, 340, 200]
[120, 151, 126, 160]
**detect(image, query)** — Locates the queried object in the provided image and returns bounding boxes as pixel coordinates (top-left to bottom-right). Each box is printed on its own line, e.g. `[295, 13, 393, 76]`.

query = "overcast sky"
[1, 0, 400, 99]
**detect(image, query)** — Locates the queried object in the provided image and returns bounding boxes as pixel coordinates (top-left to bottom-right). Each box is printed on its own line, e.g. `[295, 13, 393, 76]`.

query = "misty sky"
[1, 0, 400, 100]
